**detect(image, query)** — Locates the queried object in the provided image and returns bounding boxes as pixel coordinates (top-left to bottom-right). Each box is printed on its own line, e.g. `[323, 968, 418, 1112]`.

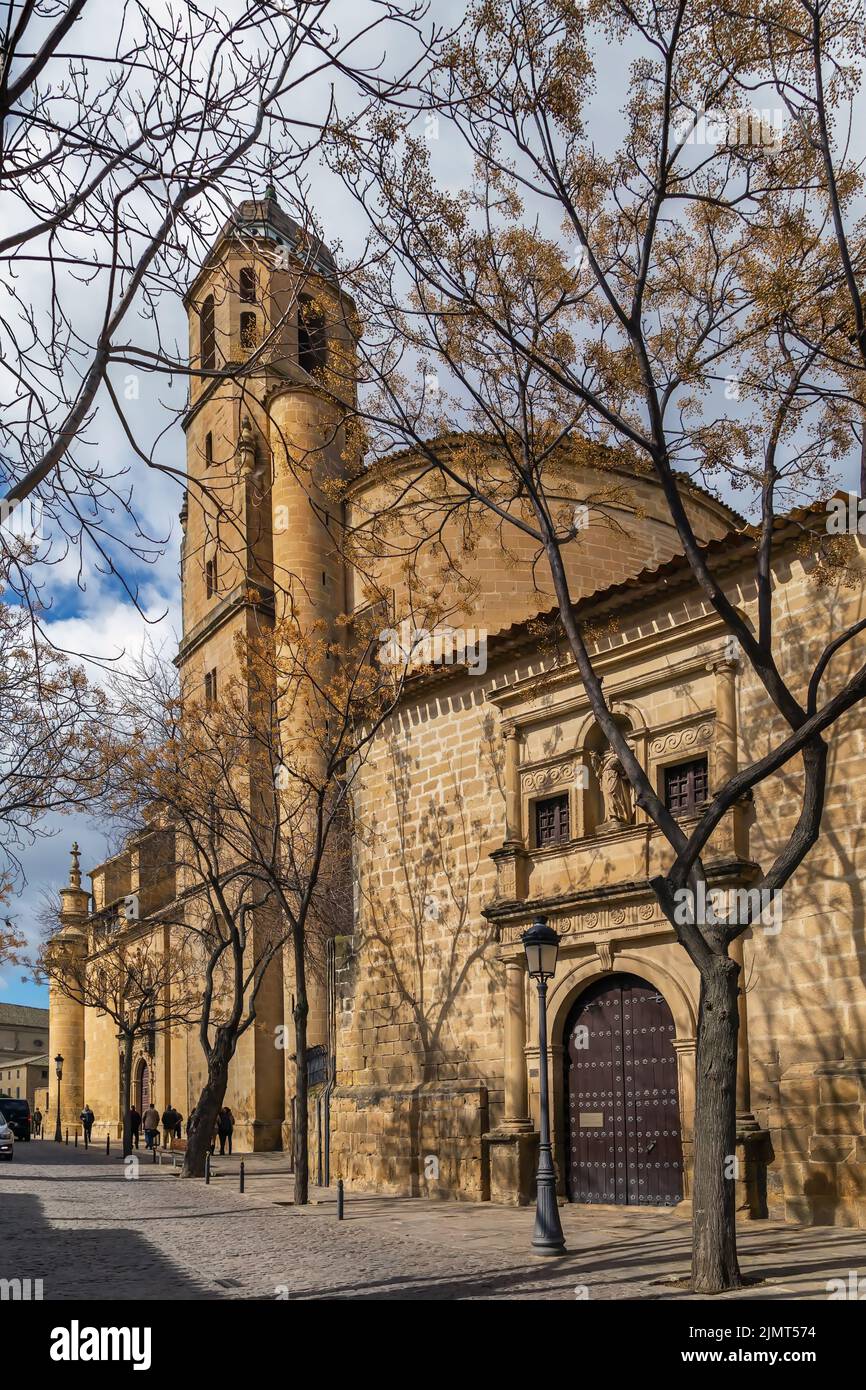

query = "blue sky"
[3, 3, 864, 1009]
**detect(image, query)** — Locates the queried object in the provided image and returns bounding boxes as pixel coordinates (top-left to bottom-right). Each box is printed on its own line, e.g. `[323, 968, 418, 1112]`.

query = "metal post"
[54, 1075, 62, 1143]
[152, 1141, 157, 1164]
[65, 1128, 69, 1145]
[205, 1152, 211, 1185]
[74, 1132, 78, 1148]
[337, 1177, 344, 1221]
[531, 977, 566, 1255]
[317, 1097, 323, 1187]
[239, 1160, 245, 1193]
[106, 1134, 110, 1156]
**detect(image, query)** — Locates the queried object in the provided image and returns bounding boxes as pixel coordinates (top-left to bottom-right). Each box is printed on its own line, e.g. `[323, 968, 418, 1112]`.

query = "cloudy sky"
[2, 2, 863, 1008]
[1, 0, 470, 1005]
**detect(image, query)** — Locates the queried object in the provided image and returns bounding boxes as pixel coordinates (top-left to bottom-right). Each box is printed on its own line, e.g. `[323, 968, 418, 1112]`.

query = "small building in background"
[0, 1003, 49, 1067]
[0, 1053, 50, 1106]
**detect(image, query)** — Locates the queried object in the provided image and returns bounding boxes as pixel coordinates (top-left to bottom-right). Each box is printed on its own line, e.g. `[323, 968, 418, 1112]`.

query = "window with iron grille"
[200, 294, 215, 369]
[298, 293, 327, 374]
[204, 431, 213, 468]
[664, 756, 709, 814]
[535, 793, 570, 847]
[307, 1044, 328, 1087]
[205, 556, 217, 600]
[239, 266, 256, 303]
[240, 311, 258, 349]
[204, 668, 217, 705]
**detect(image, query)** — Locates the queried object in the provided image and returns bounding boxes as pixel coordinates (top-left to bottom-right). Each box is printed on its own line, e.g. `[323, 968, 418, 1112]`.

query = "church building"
[48, 196, 866, 1229]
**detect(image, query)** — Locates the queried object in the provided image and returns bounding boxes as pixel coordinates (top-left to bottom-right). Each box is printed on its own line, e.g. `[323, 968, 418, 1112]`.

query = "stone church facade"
[48, 197, 866, 1227]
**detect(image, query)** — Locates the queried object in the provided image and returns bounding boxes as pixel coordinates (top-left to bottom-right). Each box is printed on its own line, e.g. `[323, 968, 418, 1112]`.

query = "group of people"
[63, 1099, 237, 1153]
[126, 1102, 181, 1150]
[125, 1101, 236, 1154]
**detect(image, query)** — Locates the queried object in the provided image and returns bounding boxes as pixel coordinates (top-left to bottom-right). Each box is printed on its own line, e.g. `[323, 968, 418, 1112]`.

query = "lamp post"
[522, 918, 566, 1256]
[53, 1053, 64, 1143]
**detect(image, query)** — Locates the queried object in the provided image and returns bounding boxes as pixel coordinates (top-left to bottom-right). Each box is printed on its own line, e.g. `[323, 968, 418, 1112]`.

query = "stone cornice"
[483, 857, 761, 950]
[174, 583, 275, 667]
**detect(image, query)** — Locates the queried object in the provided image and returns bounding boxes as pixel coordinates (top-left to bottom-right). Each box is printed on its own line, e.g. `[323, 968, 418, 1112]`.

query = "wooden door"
[136, 1061, 151, 1113]
[564, 973, 683, 1206]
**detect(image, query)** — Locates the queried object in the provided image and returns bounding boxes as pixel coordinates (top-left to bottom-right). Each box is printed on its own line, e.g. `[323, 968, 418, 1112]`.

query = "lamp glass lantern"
[521, 920, 560, 979]
[54, 1053, 64, 1080]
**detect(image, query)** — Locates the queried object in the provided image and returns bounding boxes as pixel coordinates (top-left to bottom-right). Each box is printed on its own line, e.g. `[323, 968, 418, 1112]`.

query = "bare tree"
[0, 574, 108, 891]
[0, 0, 428, 626]
[39, 899, 198, 1156]
[0, 899, 25, 967]
[104, 608, 408, 1198]
[316, 0, 866, 1290]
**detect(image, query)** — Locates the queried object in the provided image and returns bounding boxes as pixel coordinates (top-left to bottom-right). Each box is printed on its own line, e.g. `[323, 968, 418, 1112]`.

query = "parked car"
[0, 1112, 14, 1161]
[0, 1097, 31, 1140]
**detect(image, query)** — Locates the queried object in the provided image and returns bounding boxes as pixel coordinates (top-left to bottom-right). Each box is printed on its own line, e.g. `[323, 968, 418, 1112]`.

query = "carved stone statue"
[591, 746, 632, 828]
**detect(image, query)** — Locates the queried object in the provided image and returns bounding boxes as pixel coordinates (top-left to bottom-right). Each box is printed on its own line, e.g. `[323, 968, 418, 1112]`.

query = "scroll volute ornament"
[596, 941, 613, 973]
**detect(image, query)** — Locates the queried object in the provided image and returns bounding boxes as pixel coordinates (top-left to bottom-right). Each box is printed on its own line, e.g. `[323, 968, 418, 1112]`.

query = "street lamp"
[521, 918, 566, 1256]
[53, 1053, 64, 1143]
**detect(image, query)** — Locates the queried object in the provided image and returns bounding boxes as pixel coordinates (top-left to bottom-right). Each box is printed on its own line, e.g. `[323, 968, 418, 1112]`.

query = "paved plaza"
[0, 1141, 862, 1301]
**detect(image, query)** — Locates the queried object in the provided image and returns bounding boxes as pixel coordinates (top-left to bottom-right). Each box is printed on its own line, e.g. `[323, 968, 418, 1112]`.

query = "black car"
[0, 1097, 31, 1140]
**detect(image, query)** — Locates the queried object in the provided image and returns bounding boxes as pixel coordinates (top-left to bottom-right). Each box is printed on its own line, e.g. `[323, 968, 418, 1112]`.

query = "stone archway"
[545, 949, 698, 1199]
[135, 1057, 152, 1113]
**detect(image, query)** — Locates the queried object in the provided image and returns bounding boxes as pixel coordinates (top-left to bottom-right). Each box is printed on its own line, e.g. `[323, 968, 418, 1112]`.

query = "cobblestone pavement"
[1, 1141, 862, 1301]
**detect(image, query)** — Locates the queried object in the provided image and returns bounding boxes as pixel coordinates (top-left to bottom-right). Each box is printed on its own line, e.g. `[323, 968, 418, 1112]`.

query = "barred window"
[205, 432, 213, 468]
[200, 294, 215, 370]
[298, 293, 327, 375]
[204, 668, 217, 705]
[239, 266, 256, 303]
[240, 311, 258, 349]
[535, 793, 570, 848]
[205, 556, 217, 600]
[664, 757, 709, 814]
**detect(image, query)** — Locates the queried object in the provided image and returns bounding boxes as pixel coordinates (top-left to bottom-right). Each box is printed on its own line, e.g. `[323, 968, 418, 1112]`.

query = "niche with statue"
[584, 717, 635, 836]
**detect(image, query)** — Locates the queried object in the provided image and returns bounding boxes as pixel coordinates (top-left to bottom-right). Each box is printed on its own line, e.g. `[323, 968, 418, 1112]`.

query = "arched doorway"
[564, 972, 683, 1206]
[135, 1059, 151, 1113]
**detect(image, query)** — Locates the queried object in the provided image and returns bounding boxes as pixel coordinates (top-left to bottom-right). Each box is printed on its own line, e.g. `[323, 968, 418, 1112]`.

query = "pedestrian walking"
[32, 1107, 42, 1137]
[129, 1104, 141, 1149]
[80, 1104, 94, 1143]
[161, 1104, 177, 1148]
[217, 1106, 234, 1156]
[174, 1109, 183, 1140]
[142, 1103, 160, 1150]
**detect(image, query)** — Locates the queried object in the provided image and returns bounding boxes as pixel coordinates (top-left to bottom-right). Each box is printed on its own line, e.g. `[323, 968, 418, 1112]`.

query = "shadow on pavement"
[0, 1191, 219, 1301]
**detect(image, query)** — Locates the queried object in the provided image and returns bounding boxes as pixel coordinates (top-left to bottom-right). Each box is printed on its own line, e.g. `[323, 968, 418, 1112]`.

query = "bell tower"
[179, 193, 357, 1150]
[46, 843, 89, 1133]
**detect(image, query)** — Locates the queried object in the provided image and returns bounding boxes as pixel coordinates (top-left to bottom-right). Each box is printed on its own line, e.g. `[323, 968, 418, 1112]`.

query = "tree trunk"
[293, 933, 310, 1205]
[691, 951, 743, 1293]
[121, 1033, 134, 1159]
[182, 1040, 231, 1177]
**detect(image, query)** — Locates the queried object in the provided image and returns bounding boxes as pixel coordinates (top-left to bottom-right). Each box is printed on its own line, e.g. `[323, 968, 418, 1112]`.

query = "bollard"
[239, 1160, 245, 1194]
[65, 1129, 69, 1145]
[74, 1132, 78, 1148]
[152, 1142, 157, 1164]
[83, 1129, 87, 1150]
[205, 1152, 211, 1185]
[106, 1134, 110, 1156]
[337, 1178, 344, 1221]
